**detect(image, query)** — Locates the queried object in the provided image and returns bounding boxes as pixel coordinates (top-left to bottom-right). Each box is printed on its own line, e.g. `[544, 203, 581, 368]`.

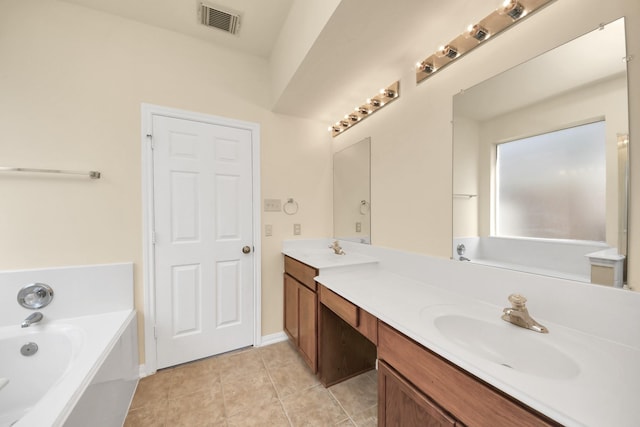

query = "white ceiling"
[60, 0, 294, 58]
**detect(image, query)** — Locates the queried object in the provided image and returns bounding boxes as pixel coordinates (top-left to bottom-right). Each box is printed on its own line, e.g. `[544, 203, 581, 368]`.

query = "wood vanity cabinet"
[283, 256, 318, 372]
[378, 322, 561, 427]
[318, 285, 378, 344]
[378, 361, 458, 427]
[317, 284, 377, 386]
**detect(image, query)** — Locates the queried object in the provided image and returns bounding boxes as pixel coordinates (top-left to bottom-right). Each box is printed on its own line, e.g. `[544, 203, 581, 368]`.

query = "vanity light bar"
[329, 81, 400, 138]
[416, 0, 554, 84]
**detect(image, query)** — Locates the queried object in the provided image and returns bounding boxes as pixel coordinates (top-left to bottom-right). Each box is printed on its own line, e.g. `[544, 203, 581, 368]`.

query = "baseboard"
[259, 331, 288, 347]
[138, 364, 153, 378]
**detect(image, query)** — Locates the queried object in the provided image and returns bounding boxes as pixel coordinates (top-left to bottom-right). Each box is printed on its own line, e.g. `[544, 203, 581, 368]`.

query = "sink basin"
[295, 252, 351, 265]
[425, 310, 580, 380]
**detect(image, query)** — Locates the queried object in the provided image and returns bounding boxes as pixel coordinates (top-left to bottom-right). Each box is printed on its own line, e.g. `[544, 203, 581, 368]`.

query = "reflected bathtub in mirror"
[452, 17, 629, 287]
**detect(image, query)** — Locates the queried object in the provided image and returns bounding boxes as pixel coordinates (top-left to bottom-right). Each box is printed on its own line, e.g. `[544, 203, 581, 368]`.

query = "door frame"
[140, 103, 262, 375]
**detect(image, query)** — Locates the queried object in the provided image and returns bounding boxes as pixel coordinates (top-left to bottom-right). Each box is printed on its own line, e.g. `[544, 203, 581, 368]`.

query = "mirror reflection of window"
[496, 121, 606, 241]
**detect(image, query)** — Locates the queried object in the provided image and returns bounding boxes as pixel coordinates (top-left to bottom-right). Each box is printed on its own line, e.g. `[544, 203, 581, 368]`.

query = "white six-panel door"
[152, 115, 254, 369]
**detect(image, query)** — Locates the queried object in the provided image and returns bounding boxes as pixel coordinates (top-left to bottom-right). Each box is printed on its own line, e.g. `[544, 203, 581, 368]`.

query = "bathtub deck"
[6, 310, 137, 427]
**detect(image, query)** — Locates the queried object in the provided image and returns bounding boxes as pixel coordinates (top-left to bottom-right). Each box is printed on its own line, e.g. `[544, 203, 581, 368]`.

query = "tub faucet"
[21, 312, 43, 328]
[329, 240, 345, 255]
[501, 294, 548, 333]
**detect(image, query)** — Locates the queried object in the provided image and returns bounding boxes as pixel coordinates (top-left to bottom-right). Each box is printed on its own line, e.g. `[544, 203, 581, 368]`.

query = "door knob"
[242, 246, 252, 254]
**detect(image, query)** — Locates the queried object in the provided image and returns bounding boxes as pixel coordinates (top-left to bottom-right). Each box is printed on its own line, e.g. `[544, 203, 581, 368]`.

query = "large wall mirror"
[334, 137, 371, 244]
[452, 17, 629, 287]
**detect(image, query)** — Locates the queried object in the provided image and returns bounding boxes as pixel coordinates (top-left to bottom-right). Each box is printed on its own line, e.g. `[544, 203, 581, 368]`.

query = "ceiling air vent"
[200, 3, 241, 35]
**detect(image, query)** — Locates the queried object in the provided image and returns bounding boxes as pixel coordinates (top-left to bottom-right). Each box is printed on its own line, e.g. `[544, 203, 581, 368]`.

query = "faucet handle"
[507, 293, 527, 309]
[18, 283, 54, 309]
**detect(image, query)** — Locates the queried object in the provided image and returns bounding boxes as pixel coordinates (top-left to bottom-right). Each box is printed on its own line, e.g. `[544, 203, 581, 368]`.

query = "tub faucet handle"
[18, 283, 54, 309]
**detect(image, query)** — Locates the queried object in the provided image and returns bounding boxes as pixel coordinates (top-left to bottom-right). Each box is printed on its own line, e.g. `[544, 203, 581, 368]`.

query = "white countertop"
[283, 240, 640, 427]
[282, 247, 379, 269]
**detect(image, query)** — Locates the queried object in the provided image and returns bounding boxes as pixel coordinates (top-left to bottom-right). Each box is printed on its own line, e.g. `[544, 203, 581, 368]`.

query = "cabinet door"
[298, 283, 318, 372]
[283, 274, 298, 342]
[378, 323, 558, 426]
[379, 361, 456, 427]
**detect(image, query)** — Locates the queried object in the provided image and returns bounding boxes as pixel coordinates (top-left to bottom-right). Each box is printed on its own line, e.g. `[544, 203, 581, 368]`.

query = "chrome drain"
[20, 342, 38, 356]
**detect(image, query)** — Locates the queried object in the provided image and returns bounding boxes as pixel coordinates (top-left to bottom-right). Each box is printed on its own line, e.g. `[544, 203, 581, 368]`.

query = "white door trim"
[141, 103, 261, 375]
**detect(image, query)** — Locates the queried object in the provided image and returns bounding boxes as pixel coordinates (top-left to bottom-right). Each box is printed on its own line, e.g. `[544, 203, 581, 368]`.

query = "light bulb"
[437, 45, 458, 59]
[468, 24, 489, 41]
[501, 0, 525, 20]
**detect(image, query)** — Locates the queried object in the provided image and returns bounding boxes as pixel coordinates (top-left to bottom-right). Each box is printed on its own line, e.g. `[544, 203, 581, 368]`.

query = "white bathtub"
[0, 310, 137, 427]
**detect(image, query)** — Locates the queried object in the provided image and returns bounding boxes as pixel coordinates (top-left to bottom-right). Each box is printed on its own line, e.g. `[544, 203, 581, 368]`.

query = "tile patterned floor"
[125, 341, 377, 426]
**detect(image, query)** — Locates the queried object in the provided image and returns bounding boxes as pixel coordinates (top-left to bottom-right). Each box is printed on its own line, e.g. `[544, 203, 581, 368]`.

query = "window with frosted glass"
[496, 121, 606, 241]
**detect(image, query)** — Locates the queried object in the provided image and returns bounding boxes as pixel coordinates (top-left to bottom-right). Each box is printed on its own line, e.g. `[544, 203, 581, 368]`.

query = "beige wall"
[269, 0, 341, 104]
[0, 0, 332, 361]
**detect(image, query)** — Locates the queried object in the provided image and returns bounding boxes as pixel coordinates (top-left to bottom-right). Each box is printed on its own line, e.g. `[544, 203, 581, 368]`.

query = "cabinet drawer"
[319, 285, 358, 328]
[319, 285, 377, 344]
[378, 322, 559, 427]
[284, 256, 317, 291]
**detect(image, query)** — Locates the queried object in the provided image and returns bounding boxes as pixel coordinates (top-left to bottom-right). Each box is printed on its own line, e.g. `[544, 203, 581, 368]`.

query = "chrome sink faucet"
[329, 240, 346, 255]
[501, 294, 548, 333]
[21, 312, 43, 328]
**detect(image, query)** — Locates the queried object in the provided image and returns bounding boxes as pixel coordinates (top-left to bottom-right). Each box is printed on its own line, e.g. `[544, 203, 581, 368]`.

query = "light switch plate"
[293, 224, 301, 235]
[264, 199, 281, 212]
[265, 224, 272, 237]
[356, 222, 362, 232]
